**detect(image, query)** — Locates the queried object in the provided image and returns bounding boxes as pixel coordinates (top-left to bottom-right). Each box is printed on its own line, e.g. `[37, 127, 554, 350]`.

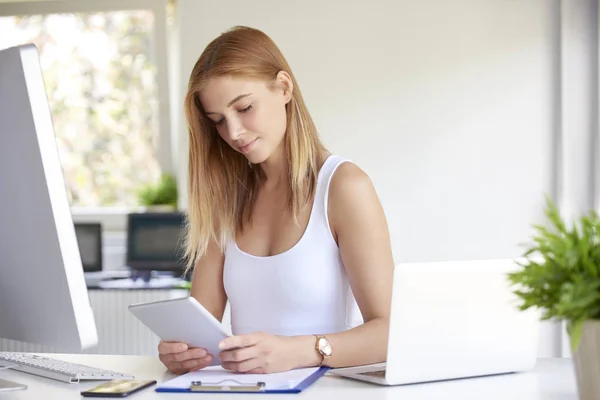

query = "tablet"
[129, 296, 231, 366]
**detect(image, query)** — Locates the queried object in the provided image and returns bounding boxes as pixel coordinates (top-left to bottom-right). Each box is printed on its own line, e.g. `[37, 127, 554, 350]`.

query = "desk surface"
[0, 355, 577, 399]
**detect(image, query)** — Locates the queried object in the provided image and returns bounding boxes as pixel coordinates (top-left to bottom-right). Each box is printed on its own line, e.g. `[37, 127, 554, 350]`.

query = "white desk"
[0, 355, 577, 399]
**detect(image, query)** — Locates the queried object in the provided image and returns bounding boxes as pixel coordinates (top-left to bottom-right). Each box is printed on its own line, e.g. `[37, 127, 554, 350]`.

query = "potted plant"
[136, 173, 178, 211]
[507, 196, 600, 400]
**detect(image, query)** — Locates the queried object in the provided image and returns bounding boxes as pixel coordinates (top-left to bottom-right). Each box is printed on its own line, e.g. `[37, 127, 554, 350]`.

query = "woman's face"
[199, 73, 292, 164]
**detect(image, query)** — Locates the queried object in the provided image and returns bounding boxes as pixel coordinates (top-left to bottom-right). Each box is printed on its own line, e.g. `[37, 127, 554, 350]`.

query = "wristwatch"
[314, 335, 332, 366]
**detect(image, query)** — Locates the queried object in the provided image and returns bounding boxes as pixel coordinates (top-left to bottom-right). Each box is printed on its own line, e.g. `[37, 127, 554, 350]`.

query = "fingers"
[158, 341, 188, 355]
[219, 333, 262, 350]
[222, 357, 263, 373]
[160, 347, 206, 366]
[217, 333, 277, 373]
[181, 354, 213, 371]
[161, 353, 213, 374]
[157, 341, 212, 374]
[219, 342, 264, 373]
[171, 348, 207, 362]
[219, 346, 259, 363]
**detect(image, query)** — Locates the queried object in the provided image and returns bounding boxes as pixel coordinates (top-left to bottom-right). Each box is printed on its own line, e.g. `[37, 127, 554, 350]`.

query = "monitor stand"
[0, 377, 27, 392]
[130, 270, 153, 283]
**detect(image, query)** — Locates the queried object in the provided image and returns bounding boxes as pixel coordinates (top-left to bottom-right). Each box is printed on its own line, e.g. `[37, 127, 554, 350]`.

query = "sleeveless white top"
[223, 155, 362, 336]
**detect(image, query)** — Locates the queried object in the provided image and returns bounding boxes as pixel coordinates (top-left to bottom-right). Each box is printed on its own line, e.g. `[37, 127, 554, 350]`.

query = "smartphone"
[80, 379, 157, 397]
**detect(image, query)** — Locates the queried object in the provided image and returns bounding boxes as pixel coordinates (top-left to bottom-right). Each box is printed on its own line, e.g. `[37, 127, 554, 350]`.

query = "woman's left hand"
[217, 332, 300, 374]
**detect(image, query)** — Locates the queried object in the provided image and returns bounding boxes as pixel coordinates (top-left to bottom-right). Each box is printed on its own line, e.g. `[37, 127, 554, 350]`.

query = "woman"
[158, 26, 395, 375]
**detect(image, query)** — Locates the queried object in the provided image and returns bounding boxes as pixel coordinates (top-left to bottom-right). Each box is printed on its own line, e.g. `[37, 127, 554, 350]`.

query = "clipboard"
[155, 366, 329, 394]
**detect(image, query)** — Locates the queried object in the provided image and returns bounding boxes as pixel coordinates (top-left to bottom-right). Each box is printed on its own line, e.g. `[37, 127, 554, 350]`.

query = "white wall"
[174, 0, 563, 356]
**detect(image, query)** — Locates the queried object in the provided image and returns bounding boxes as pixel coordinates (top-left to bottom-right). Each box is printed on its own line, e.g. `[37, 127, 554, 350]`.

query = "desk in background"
[0, 355, 578, 399]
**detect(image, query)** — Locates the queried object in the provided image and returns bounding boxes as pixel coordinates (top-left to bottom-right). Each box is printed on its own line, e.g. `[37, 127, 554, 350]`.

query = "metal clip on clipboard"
[190, 379, 267, 392]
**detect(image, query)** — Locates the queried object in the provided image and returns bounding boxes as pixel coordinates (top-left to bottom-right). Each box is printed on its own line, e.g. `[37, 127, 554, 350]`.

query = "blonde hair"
[183, 26, 326, 272]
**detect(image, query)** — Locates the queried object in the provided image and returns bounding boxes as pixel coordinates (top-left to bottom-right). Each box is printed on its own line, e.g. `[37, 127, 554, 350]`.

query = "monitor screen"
[126, 212, 186, 272]
[74, 223, 102, 272]
[0, 44, 98, 351]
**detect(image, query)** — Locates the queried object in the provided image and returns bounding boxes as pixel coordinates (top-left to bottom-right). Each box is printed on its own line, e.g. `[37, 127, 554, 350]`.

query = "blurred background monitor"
[126, 212, 187, 277]
[74, 223, 102, 273]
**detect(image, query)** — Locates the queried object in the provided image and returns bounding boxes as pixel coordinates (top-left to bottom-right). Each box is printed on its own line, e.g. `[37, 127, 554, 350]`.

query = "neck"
[258, 143, 288, 190]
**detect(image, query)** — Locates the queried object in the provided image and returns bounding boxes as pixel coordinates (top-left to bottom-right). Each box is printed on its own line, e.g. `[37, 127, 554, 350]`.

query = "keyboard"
[359, 369, 386, 378]
[0, 352, 134, 383]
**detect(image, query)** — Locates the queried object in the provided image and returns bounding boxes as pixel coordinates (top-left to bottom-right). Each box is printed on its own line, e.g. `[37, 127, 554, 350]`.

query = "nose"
[225, 116, 244, 141]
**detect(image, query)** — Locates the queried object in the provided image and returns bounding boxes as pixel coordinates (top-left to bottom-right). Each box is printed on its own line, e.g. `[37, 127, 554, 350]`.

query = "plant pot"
[573, 320, 600, 400]
[143, 205, 175, 212]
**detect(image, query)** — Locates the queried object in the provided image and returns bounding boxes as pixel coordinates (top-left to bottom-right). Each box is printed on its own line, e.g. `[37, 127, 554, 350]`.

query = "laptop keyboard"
[359, 369, 386, 378]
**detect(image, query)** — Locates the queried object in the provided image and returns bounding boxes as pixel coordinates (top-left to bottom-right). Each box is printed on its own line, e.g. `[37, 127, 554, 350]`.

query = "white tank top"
[223, 155, 362, 336]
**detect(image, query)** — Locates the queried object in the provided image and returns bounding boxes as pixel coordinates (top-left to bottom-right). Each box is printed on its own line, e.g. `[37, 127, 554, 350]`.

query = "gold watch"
[314, 335, 332, 366]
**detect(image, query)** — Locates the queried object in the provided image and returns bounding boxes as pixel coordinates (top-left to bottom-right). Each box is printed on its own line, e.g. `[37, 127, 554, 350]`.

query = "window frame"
[0, 0, 174, 231]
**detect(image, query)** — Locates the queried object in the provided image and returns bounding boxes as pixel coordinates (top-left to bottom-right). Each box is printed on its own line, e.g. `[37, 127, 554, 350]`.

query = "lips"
[238, 139, 257, 153]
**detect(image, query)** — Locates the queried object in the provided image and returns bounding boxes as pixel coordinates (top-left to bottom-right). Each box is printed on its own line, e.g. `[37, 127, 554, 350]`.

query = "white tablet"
[129, 296, 231, 366]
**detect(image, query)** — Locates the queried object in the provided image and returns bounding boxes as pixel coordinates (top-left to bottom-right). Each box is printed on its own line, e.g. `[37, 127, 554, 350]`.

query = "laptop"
[329, 258, 540, 386]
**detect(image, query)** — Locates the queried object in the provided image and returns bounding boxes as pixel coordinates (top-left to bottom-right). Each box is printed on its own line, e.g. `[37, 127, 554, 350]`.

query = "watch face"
[318, 337, 332, 356]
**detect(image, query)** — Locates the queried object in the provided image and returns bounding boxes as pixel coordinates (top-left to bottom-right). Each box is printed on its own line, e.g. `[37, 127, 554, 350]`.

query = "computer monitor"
[0, 44, 98, 354]
[126, 212, 187, 277]
[74, 223, 103, 273]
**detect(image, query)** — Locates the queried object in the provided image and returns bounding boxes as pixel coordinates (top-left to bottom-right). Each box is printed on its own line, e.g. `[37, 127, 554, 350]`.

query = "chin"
[247, 152, 269, 165]
[245, 145, 272, 165]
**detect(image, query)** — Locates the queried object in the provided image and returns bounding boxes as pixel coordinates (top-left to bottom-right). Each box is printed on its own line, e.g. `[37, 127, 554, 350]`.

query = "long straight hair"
[183, 26, 327, 272]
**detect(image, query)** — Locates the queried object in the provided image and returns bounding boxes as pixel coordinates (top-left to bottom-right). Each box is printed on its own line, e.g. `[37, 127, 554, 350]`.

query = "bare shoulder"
[328, 161, 383, 238]
[329, 161, 377, 203]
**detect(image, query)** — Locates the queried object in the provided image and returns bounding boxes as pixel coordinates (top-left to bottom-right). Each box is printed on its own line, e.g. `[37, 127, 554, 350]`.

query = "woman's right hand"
[158, 341, 213, 374]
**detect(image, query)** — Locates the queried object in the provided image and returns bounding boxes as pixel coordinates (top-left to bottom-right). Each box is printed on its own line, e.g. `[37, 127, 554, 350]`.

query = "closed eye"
[212, 105, 252, 126]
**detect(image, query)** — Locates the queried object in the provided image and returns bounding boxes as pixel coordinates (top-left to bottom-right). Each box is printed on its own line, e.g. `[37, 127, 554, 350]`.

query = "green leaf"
[136, 173, 178, 207]
[568, 319, 585, 353]
[509, 195, 600, 332]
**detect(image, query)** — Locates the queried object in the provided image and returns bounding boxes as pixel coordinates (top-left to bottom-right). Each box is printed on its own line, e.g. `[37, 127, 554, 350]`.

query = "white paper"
[158, 366, 320, 391]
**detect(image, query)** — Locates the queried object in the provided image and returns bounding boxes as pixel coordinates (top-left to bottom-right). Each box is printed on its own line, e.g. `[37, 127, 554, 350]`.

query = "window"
[0, 1, 172, 228]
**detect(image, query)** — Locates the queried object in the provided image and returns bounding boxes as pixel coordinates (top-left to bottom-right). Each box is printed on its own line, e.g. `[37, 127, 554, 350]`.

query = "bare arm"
[215, 163, 394, 373]
[189, 238, 227, 322]
[291, 162, 395, 368]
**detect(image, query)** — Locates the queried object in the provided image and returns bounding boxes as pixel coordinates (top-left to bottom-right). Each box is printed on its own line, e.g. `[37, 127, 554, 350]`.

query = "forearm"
[289, 317, 390, 369]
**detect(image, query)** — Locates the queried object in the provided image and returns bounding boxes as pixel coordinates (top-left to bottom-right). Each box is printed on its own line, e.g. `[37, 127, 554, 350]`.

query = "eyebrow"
[205, 93, 252, 115]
